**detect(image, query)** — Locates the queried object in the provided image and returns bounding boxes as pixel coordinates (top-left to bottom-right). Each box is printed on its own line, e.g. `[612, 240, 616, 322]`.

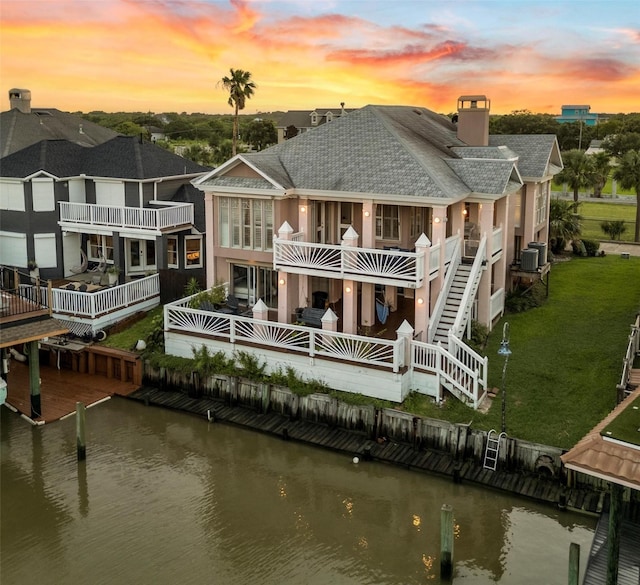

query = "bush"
[466, 320, 490, 352]
[600, 220, 627, 240]
[572, 238, 600, 257]
[505, 282, 547, 313]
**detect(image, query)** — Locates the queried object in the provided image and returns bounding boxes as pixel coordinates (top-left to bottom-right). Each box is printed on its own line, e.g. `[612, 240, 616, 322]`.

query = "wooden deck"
[5, 361, 140, 424]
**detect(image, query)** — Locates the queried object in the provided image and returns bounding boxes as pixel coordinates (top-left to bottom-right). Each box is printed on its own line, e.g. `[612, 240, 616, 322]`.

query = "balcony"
[59, 201, 194, 236]
[273, 238, 426, 288]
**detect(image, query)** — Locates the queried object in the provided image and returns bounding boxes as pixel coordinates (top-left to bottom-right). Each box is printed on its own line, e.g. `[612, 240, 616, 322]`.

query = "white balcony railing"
[59, 202, 193, 232]
[29, 274, 160, 319]
[273, 239, 425, 288]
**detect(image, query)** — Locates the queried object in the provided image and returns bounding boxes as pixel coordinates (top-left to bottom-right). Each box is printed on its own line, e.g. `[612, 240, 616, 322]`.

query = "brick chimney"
[455, 95, 490, 146]
[9, 88, 32, 113]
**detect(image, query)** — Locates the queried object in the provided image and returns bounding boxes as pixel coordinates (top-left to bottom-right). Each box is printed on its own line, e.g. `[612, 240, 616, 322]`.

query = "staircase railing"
[427, 236, 461, 343]
[450, 235, 486, 340]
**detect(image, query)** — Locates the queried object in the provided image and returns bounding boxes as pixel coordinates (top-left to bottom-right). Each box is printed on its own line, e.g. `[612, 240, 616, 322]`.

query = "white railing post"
[395, 320, 414, 372]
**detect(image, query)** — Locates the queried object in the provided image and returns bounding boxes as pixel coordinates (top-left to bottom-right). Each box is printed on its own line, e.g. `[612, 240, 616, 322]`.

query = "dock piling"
[440, 504, 454, 581]
[76, 402, 86, 461]
[568, 542, 580, 585]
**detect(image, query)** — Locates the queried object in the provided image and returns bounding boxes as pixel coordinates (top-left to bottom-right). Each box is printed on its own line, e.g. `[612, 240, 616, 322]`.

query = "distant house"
[1, 88, 120, 157]
[555, 104, 599, 127]
[146, 126, 167, 143]
[276, 104, 354, 143]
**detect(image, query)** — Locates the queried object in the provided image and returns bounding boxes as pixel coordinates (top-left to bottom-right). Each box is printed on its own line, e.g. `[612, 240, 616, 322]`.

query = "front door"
[127, 239, 156, 274]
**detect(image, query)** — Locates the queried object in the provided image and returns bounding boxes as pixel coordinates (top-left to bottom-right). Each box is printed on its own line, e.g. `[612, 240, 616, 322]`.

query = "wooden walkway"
[126, 386, 605, 514]
[5, 361, 139, 424]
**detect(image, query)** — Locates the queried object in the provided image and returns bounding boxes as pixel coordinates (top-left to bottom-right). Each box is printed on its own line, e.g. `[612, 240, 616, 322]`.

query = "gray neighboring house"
[276, 105, 355, 143]
[0, 135, 211, 323]
[1, 88, 120, 157]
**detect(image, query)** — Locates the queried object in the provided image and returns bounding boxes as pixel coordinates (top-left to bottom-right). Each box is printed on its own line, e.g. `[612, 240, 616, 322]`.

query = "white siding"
[32, 178, 55, 211]
[95, 181, 125, 206]
[34, 233, 57, 268]
[0, 180, 25, 211]
[0, 231, 27, 267]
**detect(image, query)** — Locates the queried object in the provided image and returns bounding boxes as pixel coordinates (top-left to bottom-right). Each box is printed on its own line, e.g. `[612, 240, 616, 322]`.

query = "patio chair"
[226, 295, 240, 315]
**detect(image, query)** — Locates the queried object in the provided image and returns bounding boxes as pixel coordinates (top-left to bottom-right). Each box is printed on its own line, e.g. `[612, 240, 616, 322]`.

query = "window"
[185, 236, 202, 268]
[32, 178, 55, 211]
[34, 233, 57, 268]
[167, 236, 178, 268]
[95, 181, 125, 207]
[513, 192, 522, 229]
[375, 205, 399, 240]
[0, 180, 25, 211]
[88, 235, 113, 261]
[410, 208, 428, 239]
[232, 264, 277, 308]
[0, 231, 27, 266]
[219, 197, 273, 251]
[535, 185, 548, 226]
[311, 112, 318, 125]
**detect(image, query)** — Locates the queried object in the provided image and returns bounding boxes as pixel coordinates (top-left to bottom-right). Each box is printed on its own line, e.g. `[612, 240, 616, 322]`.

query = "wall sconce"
[433, 217, 441, 224]
[462, 208, 468, 216]
[417, 297, 424, 305]
[279, 278, 286, 286]
[363, 210, 370, 217]
[345, 286, 352, 294]
[300, 206, 306, 213]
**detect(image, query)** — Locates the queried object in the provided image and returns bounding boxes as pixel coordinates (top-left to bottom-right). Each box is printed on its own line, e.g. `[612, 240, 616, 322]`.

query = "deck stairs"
[483, 430, 506, 471]
[432, 263, 473, 345]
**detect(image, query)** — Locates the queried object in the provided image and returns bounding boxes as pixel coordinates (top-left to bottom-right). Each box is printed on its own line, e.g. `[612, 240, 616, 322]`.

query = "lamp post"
[497, 322, 512, 434]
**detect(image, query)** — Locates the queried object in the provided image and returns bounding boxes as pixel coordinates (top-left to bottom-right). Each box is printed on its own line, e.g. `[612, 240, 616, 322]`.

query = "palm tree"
[219, 68, 256, 156]
[549, 198, 582, 253]
[588, 151, 612, 198]
[613, 149, 640, 241]
[555, 149, 592, 202]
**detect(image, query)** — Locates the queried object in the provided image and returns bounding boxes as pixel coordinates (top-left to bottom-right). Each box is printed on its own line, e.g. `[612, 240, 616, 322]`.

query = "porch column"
[28, 340, 42, 419]
[359, 207, 376, 331]
[450, 201, 465, 241]
[430, 207, 447, 312]
[298, 202, 311, 308]
[156, 235, 167, 270]
[477, 202, 494, 327]
[342, 227, 358, 334]
[414, 234, 431, 342]
[204, 191, 215, 288]
[277, 222, 294, 324]
[113, 231, 124, 285]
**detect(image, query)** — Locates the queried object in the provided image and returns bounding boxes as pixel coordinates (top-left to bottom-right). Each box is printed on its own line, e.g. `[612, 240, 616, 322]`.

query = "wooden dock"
[126, 385, 605, 514]
[6, 361, 139, 423]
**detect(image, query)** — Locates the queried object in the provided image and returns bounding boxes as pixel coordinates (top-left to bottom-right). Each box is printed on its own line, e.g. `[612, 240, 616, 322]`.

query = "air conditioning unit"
[521, 248, 539, 272]
[528, 242, 547, 266]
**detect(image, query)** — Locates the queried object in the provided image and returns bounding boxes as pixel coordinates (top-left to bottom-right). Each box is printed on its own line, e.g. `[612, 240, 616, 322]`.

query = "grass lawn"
[102, 256, 640, 450]
[406, 254, 640, 449]
[579, 200, 637, 242]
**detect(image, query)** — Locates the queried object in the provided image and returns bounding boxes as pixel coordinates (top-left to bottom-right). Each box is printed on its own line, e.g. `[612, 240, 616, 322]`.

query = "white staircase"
[483, 430, 506, 471]
[432, 264, 473, 344]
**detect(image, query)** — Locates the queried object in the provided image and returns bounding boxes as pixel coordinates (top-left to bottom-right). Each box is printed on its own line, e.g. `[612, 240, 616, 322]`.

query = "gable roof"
[277, 108, 354, 129]
[199, 105, 533, 202]
[1, 107, 120, 158]
[0, 136, 211, 180]
[488, 134, 562, 179]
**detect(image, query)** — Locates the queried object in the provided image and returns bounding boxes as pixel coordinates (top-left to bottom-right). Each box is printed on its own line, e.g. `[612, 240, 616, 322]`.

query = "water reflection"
[1, 399, 596, 584]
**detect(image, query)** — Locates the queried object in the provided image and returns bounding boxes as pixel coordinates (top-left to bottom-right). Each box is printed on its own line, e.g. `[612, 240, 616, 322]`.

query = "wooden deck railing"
[617, 313, 640, 400]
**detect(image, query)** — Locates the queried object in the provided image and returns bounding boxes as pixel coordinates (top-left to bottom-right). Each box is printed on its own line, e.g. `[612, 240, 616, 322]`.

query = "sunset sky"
[1, 0, 639, 116]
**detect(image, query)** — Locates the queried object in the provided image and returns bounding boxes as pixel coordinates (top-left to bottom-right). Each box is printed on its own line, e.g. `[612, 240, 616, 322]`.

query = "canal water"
[1, 398, 596, 585]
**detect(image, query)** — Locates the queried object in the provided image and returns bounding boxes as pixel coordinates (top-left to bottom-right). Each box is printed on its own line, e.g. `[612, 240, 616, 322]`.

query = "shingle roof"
[0, 136, 211, 179]
[1, 108, 119, 158]
[560, 387, 640, 490]
[199, 105, 559, 201]
[488, 134, 560, 179]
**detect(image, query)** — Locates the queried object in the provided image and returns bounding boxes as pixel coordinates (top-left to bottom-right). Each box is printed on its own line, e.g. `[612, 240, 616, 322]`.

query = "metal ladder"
[483, 430, 506, 471]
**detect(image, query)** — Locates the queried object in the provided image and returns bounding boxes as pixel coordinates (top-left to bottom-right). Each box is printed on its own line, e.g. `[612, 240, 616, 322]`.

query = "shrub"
[600, 220, 627, 240]
[581, 239, 601, 257]
[466, 320, 490, 352]
[505, 282, 547, 313]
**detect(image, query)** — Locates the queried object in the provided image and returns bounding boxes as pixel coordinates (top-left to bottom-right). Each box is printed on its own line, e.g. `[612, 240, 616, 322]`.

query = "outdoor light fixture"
[417, 298, 424, 305]
[462, 208, 468, 216]
[279, 278, 286, 286]
[497, 322, 512, 434]
[433, 217, 441, 224]
[345, 286, 352, 294]
[364, 210, 370, 217]
[300, 206, 306, 213]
